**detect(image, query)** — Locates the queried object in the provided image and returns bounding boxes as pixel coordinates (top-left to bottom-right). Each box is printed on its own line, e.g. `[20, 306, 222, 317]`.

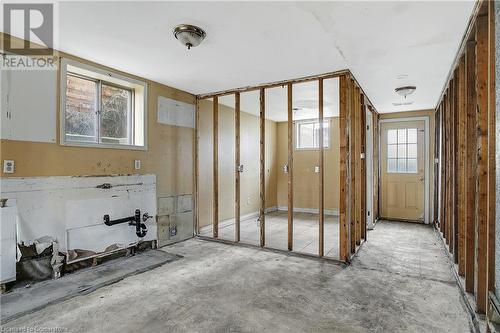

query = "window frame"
[294, 118, 331, 151]
[60, 58, 148, 150]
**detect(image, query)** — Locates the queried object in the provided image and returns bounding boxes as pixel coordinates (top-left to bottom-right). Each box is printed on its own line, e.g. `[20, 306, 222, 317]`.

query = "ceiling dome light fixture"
[173, 24, 206, 50]
[395, 85, 417, 99]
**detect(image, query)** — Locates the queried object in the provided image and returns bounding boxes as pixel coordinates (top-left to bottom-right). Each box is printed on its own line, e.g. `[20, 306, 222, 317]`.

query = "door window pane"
[388, 159, 397, 172]
[397, 159, 406, 173]
[407, 159, 417, 173]
[397, 129, 407, 144]
[407, 144, 417, 158]
[407, 128, 417, 143]
[388, 129, 397, 144]
[388, 145, 397, 158]
[397, 145, 407, 159]
[387, 127, 418, 173]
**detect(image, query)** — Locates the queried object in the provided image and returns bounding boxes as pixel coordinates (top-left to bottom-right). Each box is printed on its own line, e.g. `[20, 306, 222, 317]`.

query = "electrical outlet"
[3, 160, 14, 174]
[134, 160, 141, 170]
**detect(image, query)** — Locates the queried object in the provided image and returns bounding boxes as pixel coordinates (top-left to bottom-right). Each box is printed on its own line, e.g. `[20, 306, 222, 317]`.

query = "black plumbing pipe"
[103, 209, 148, 237]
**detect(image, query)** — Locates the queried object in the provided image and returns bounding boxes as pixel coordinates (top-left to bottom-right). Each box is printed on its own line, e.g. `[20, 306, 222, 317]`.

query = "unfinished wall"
[435, 0, 495, 316]
[197, 99, 277, 227]
[0, 34, 195, 248]
[276, 118, 340, 212]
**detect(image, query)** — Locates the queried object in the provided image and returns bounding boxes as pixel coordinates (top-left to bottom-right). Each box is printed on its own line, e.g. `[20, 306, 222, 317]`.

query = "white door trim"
[366, 110, 374, 229]
[379, 116, 430, 224]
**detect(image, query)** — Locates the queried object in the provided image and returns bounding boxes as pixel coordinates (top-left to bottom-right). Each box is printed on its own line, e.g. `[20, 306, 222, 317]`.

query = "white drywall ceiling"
[8, 1, 475, 113]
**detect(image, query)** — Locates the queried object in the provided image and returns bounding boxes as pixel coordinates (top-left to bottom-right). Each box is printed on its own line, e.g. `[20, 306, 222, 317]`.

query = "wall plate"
[3, 160, 14, 173]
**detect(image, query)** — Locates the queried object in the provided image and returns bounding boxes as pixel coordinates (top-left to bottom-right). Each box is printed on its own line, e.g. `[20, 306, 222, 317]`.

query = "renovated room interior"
[1, 0, 500, 332]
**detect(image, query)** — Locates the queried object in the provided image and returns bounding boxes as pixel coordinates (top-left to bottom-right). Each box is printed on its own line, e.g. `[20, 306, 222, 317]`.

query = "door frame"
[378, 116, 430, 224]
[365, 109, 374, 229]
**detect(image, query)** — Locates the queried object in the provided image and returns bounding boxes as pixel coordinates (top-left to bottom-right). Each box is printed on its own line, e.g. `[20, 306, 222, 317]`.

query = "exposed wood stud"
[452, 72, 458, 262]
[354, 87, 362, 246]
[319, 78, 324, 257]
[259, 88, 266, 247]
[475, 13, 488, 314]
[195, 99, 200, 235]
[360, 94, 367, 240]
[487, 0, 496, 300]
[439, 104, 446, 236]
[457, 55, 466, 275]
[349, 78, 356, 253]
[235, 92, 241, 242]
[287, 83, 294, 251]
[339, 75, 349, 262]
[213, 96, 219, 238]
[464, 37, 477, 294]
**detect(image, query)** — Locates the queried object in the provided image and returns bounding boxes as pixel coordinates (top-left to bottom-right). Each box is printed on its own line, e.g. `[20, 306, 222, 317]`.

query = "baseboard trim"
[276, 206, 339, 216]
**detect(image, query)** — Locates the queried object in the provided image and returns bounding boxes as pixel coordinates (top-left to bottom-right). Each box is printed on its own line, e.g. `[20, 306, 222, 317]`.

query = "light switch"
[134, 160, 141, 170]
[3, 160, 14, 174]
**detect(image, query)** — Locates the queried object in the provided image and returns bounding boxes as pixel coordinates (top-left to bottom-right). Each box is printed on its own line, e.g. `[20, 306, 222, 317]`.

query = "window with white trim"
[295, 119, 330, 150]
[61, 59, 147, 149]
[387, 128, 418, 173]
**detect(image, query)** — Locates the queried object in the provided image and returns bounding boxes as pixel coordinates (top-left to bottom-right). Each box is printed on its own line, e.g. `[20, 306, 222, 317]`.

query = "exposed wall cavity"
[1, 174, 157, 263]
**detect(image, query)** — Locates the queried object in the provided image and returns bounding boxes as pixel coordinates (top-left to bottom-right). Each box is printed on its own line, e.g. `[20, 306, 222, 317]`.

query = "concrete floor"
[199, 211, 340, 259]
[4, 220, 471, 332]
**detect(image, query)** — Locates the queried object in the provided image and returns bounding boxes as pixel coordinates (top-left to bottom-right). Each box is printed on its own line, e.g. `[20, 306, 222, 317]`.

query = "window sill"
[60, 140, 147, 151]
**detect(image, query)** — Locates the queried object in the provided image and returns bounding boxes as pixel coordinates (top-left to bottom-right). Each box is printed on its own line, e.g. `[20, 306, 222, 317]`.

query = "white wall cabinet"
[0, 69, 57, 143]
[1, 206, 17, 284]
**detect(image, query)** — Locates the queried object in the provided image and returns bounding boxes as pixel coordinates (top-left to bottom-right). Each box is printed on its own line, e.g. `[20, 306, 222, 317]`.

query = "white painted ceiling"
[12, 1, 476, 113]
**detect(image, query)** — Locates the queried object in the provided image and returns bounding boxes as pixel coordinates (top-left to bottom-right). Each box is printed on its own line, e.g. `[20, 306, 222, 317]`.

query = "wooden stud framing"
[360, 94, 367, 240]
[196, 70, 377, 264]
[444, 89, 451, 246]
[195, 99, 200, 234]
[198, 70, 349, 100]
[319, 79, 325, 257]
[213, 96, 219, 238]
[372, 110, 379, 222]
[259, 88, 266, 248]
[453, 76, 458, 258]
[475, 13, 488, 313]
[433, 106, 440, 226]
[235, 92, 241, 242]
[464, 37, 477, 294]
[349, 78, 356, 253]
[339, 75, 349, 261]
[457, 55, 466, 275]
[287, 83, 294, 251]
[452, 73, 458, 262]
[354, 87, 362, 246]
[487, 0, 496, 301]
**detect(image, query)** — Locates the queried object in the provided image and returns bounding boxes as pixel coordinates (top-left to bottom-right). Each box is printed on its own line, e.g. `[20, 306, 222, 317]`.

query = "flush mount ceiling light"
[395, 85, 417, 99]
[173, 24, 206, 50]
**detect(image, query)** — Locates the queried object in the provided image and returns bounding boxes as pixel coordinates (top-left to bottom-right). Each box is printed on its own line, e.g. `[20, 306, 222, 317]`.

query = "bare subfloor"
[4, 221, 470, 332]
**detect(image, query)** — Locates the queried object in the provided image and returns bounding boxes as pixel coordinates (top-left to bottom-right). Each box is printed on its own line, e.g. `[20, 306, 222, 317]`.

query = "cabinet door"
[1, 68, 57, 143]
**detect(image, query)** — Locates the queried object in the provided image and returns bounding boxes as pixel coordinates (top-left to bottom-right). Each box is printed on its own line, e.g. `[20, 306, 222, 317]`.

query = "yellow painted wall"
[276, 118, 340, 211]
[197, 100, 277, 227]
[0, 34, 195, 214]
